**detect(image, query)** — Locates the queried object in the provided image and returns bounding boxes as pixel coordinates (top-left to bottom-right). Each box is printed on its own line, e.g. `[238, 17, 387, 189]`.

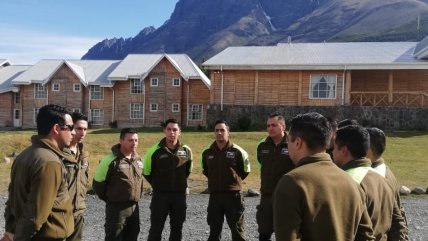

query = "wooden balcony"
[350, 91, 428, 108]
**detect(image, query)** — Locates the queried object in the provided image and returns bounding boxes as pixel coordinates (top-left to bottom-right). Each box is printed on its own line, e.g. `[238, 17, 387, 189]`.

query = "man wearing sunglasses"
[2, 104, 75, 241]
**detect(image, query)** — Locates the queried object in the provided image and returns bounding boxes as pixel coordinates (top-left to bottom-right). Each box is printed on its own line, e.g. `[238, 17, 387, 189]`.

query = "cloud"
[0, 24, 101, 65]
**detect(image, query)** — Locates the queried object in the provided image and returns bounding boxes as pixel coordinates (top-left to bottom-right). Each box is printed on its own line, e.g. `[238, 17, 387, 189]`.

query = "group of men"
[0, 103, 409, 241]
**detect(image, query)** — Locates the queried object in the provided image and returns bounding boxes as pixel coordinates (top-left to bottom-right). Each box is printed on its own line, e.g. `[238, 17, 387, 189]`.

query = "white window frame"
[130, 103, 144, 119]
[172, 103, 180, 112]
[309, 74, 337, 99]
[14, 109, 20, 119]
[73, 83, 81, 92]
[14, 92, 20, 104]
[150, 103, 158, 112]
[188, 104, 203, 121]
[172, 78, 180, 87]
[72, 108, 81, 113]
[130, 79, 143, 94]
[90, 85, 104, 100]
[90, 109, 103, 125]
[151, 78, 158, 87]
[52, 83, 60, 92]
[34, 84, 47, 99]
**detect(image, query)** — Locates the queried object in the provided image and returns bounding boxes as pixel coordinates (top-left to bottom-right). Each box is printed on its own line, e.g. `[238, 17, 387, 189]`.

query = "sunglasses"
[60, 124, 74, 131]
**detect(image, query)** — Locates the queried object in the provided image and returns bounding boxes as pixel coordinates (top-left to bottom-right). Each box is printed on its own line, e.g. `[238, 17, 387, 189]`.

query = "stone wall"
[207, 104, 428, 130]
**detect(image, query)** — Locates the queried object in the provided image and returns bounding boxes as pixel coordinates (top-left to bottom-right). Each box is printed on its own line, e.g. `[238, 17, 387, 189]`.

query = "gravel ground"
[1, 193, 427, 241]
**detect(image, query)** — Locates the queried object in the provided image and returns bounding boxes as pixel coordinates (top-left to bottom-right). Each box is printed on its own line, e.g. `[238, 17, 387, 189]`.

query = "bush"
[108, 120, 118, 128]
[237, 116, 252, 131]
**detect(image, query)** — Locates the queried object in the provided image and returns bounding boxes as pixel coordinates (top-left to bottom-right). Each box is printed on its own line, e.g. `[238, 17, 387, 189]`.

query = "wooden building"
[3, 54, 210, 128]
[202, 42, 428, 109]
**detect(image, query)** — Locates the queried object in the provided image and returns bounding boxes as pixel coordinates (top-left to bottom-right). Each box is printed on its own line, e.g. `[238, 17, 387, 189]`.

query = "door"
[13, 109, 20, 127]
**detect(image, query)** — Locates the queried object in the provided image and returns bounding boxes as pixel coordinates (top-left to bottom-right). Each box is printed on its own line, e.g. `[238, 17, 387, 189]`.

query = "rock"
[400, 186, 411, 195]
[412, 187, 426, 195]
[3, 157, 10, 164]
[245, 188, 260, 197]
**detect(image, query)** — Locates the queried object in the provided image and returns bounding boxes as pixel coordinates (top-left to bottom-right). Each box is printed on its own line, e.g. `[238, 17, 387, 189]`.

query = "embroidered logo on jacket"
[159, 154, 169, 159]
[261, 149, 269, 154]
[281, 148, 289, 155]
[177, 150, 187, 157]
[226, 151, 235, 158]
[137, 160, 143, 169]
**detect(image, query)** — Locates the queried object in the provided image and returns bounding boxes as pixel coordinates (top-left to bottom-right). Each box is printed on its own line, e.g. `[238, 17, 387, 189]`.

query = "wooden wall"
[0, 92, 13, 126]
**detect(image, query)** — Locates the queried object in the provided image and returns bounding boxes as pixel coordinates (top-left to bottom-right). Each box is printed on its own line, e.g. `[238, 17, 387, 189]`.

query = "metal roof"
[109, 54, 211, 88]
[414, 36, 428, 59]
[12, 59, 121, 86]
[0, 65, 30, 93]
[0, 59, 10, 67]
[203, 42, 428, 70]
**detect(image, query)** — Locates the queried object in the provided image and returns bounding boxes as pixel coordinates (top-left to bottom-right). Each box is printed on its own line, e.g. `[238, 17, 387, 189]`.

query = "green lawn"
[0, 129, 427, 193]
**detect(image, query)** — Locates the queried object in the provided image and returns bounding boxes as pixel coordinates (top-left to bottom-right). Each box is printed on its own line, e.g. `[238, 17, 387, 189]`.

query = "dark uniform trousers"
[256, 195, 274, 241]
[148, 191, 187, 241]
[105, 202, 140, 241]
[207, 192, 246, 241]
[66, 215, 84, 241]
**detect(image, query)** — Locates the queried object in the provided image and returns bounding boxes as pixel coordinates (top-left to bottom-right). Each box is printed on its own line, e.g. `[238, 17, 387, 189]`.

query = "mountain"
[82, 0, 428, 63]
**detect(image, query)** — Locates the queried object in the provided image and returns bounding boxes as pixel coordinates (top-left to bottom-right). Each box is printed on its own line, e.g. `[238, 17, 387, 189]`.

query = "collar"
[341, 157, 372, 171]
[296, 152, 332, 167]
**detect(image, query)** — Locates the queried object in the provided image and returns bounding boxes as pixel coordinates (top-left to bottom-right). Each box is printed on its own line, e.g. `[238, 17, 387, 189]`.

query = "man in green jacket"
[63, 112, 90, 241]
[201, 120, 251, 241]
[333, 125, 398, 240]
[93, 128, 143, 241]
[3, 104, 75, 241]
[366, 127, 409, 241]
[256, 113, 294, 241]
[143, 118, 193, 241]
[273, 112, 374, 241]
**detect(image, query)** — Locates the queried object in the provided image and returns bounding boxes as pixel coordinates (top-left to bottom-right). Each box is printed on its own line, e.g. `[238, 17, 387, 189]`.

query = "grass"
[1, 129, 427, 194]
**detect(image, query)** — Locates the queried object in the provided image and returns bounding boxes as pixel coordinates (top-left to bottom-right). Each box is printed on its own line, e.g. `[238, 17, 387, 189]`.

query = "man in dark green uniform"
[366, 127, 409, 241]
[333, 125, 397, 240]
[63, 112, 90, 241]
[93, 128, 143, 241]
[143, 119, 192, 241]
[202, 120, 251, 241]
[256, 113, 294, 241]
[273, 112, 374, 241]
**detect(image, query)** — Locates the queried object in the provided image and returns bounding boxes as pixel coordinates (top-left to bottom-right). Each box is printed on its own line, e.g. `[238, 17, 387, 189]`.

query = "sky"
[0, 0, 178, 65]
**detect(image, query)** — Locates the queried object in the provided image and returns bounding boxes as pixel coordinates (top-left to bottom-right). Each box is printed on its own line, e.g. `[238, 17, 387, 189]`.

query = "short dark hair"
[366, 127, 386, 158]
[120, 128, 138, 139]
[335, 125, 370, 159]
[268, 113, 285, 123]
[288, 112, 331, 150]
[214, 120, 230, 131]
[71, 112, 88, 123]
[337, 119, 359, 128]
[37, 104, 71, 136]
[163, 118, 180, 128]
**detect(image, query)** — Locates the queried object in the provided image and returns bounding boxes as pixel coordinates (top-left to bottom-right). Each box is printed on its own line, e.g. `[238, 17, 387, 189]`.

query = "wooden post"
[298, 71, 302, 105]
[345, 71, 352, 105]
[254, 71, 259, 104]
[388, 71, 393, 103]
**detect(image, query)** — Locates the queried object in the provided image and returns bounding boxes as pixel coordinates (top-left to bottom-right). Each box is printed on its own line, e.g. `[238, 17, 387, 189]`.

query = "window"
[52, 83, 60, 92]
[73, 83, 81, 92]
[130, 103, 144, 119]
[34, 108, 39, 123]
[14, 92, 20, 104]
[309, 74, 337, 99]
[72, 108, 81, 113]
[90, 85, 103, 100]
[90, 109, 103, 125]
[130, 79, 143, 94]
[34, 84, 47, 99]
[188, 104, 203, 120]
[150, 103, 158, 112]
[151, 78, 158, 87]
[14, 109, 19, 119]
[172, 78, 180, 87]
[172, 103, 180, 112]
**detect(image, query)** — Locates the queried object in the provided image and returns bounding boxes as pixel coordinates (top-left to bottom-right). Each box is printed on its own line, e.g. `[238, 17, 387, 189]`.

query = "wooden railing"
[350, 91, 428, 108]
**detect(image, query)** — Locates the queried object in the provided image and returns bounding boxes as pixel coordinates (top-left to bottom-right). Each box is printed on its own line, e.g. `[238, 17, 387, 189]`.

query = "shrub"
[237, 115, 252, 131]
[108, 120, 118, 128]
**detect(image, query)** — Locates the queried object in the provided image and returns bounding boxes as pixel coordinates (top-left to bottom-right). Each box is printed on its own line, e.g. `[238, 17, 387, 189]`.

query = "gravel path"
[1, 193, 427, 240]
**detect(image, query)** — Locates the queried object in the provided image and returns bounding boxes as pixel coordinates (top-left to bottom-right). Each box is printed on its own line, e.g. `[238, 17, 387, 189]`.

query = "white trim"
[130, 103, 144, 119]
[150, 103, 158, 112]
[309, 74, 337, 100]
[89, 85, 104, 100]
[72, 108, 81, 113]
[34, 84, 47, 99]
[150, 78, 159, 87]
[52, 83, 60, 92]
[73, 83, 81, 92]
[172, 103, 180, 112]
[172, 78, 181, 87]
[188, 104, 203, 121]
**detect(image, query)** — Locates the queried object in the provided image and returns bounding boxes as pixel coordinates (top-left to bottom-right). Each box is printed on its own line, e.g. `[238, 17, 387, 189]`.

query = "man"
[366, 127, 409, 240]
[3, 104, 75, 241]
[63, 112, 90, 241]
[333, 125, 396, 240]
[143, 119, 193, 241]
[273, 112, 374, 241]
[256, 113, 294, 241]
[201, 120, 251, 241]
[93, 128, 143, 241]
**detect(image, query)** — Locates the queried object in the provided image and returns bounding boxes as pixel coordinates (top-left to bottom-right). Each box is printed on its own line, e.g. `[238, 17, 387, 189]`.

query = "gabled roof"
[109, 54, 211, 88]
[12, 59, 121, 87]
[203, 42, 428, 70]
[0, 65, 31, 93]
[414, 36, 428, 59]
[0, 59, 11, 67]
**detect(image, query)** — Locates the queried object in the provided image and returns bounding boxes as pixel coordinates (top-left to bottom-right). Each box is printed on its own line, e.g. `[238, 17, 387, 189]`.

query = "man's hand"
[0, 232, 14, 241]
